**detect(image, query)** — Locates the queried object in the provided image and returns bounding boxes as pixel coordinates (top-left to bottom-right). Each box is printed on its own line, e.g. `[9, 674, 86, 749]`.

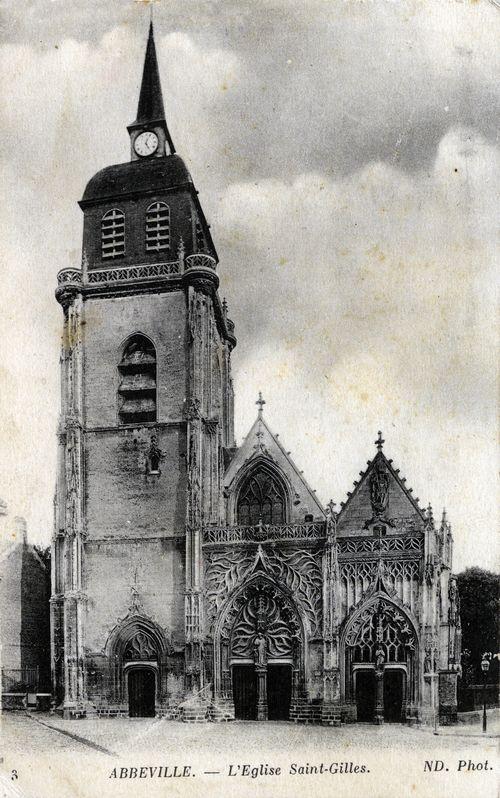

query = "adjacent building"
[0, 504, 51, 708]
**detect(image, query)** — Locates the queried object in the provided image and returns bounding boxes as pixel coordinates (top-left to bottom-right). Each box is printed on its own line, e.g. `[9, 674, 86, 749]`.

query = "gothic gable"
[336, 449, 426, 536]
[224, 412, 324, 523]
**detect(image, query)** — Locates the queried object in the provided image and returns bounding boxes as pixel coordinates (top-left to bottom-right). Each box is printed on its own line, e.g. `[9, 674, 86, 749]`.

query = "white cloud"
[0, 11, 498, 574]
[219, 128, 499, 571]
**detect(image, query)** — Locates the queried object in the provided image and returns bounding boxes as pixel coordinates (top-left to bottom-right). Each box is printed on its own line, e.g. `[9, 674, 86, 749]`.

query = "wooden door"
[267, 664, 292, 720]
[128, 668, 156, 718]
[384, 669, 404, 722]
[232, 665, 257, 720]
[355, 669, 376, 722]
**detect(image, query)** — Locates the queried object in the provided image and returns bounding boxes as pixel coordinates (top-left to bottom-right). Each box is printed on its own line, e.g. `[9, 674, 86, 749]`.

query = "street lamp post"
[480, 652, 492, 733]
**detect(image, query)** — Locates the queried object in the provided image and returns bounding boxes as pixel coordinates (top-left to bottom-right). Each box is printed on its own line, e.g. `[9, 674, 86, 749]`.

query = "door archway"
[341, 597, 418, 723]
[105, 615, 170, 712]
[214, 576, 305, 720]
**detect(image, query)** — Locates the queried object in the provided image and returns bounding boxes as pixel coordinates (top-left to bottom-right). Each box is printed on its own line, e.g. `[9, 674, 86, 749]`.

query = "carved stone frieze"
[338, 534, 422, 557]
[204, 544, 323, 637]
[203, 521, 325, 545]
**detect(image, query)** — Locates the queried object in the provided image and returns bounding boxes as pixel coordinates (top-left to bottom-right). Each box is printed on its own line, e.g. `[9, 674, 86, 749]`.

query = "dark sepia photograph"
[0, 1, 498, 797]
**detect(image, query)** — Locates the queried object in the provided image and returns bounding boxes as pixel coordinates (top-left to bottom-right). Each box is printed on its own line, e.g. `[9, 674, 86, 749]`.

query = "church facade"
[52, 24, 461, 724]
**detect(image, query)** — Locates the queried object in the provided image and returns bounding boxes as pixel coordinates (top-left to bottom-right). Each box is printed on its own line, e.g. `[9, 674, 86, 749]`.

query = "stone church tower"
[52, 24, 460, 724]
[52, 23, 236, 718]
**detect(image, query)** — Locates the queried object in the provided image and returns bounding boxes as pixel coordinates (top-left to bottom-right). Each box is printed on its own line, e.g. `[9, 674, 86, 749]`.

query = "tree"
[33, 544, 51, 570]
[457, 567, 499, 684]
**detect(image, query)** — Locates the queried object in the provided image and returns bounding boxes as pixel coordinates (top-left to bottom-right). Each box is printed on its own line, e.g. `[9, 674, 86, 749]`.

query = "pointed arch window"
[118, 335, 157, 424]
[237, 470, 286, 526]
[102, 209, 125, 259]
[146, 202, 170, 252]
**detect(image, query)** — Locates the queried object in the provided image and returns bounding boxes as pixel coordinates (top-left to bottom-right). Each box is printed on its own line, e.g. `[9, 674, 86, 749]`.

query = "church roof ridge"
[247, 398, 325, 515]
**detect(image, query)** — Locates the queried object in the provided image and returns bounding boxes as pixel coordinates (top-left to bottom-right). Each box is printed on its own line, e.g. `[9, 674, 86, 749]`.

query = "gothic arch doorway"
[342, 597, 418, 723]
[214, 577, 305, 721]
[105, 615, 170, 714]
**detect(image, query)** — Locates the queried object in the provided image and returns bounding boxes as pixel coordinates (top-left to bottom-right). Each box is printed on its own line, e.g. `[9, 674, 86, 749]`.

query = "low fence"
[458, 683, 499, 712]
[2, 667, 39, 693]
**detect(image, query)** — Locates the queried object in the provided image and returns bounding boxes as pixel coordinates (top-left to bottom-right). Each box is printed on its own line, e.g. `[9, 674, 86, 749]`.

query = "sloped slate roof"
[80, 155, 192, 204]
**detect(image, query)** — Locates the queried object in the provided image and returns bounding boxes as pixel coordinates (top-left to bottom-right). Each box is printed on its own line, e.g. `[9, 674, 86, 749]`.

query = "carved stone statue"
[370, 460, 390, 516]
[375, 645, 385, 669]
[424, 647, 432, 674]
[146, 434, 165, 474]
[448, 576, 460, 626]
[253, 632, 267, 666]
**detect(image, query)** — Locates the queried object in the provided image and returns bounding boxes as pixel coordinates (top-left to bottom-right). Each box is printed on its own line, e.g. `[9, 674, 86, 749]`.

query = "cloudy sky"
[0, 0, 498, 571]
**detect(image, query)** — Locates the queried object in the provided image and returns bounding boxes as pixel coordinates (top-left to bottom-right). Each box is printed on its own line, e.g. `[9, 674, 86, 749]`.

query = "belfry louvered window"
[146, 202, 170, 252]
[118, 335, 157, 424]
[101, 209, 125, 259]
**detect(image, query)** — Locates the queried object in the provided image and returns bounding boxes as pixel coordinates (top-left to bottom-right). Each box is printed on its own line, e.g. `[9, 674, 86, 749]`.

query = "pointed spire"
[132, 21, 176, 154]
[136, 21, 165, 124]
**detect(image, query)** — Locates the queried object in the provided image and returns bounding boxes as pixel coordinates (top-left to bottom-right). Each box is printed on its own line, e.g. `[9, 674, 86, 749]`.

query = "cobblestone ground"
[1, 711, 498, 755]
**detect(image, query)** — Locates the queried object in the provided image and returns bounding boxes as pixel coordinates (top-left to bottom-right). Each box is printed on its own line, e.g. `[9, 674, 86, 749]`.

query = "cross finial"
[256, 391, 266, 416]
[130, 566, 142, 613]
[375, 430, 385, 451]
[135, 0, 159, 19]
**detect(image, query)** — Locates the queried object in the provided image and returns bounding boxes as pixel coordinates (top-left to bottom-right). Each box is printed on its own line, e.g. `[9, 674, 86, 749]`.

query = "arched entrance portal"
[105, 615, 170, 717]
[215, 577, 305, 721]
[343, 597, 417, 724]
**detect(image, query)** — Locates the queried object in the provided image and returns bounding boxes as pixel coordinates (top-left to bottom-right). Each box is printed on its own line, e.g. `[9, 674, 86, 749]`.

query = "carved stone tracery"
[205, 544, 322, 637]
[124, 631, 158, 661]
[230, 589, 297, 659]
[345, 599, 416, 663]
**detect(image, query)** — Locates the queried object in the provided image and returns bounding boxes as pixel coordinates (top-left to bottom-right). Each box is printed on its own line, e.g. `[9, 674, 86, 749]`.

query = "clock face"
[134, 131, 159, 157]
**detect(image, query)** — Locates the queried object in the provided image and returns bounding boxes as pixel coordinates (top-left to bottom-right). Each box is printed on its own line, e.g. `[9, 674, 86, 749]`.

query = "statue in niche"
[424, 643, 433, 674]
[253, 632, 267, 667]
[375, 645, 385, 669]
[448, 576, 460, 626]
[370, 459, 390, 516]
[145, 434, 165, 474]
